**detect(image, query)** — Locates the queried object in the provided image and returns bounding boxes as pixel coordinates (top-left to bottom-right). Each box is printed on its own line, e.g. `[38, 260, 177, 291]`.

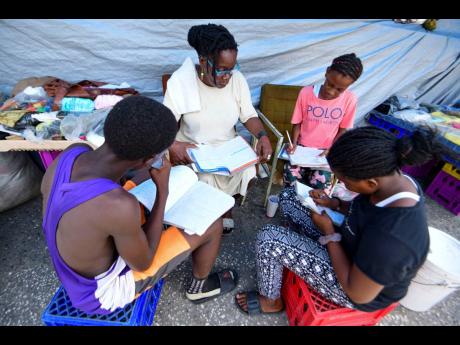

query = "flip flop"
[234, 291, 285, 316]
[186, 269, 239, 304]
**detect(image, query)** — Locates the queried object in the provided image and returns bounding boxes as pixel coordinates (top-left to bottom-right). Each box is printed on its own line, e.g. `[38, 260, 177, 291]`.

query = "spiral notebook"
[187, 136, 258, 175]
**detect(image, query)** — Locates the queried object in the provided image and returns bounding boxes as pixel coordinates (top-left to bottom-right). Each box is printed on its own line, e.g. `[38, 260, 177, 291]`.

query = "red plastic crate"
[281, 269, 398, 326]
[38, 150, 61, 169]
[426, 170, 460, 216]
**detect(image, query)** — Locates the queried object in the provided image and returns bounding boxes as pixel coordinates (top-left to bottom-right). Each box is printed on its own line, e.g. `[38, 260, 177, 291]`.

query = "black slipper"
[186, 269, 239, 304]
[234, 291, 285, 316]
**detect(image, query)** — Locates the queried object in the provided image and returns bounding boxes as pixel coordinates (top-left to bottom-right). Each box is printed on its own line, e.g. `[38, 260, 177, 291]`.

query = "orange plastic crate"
[281, 269, 398, 326]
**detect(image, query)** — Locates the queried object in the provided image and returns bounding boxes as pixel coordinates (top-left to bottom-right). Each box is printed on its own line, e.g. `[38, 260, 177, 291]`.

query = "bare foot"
[235, 292, 284, 313]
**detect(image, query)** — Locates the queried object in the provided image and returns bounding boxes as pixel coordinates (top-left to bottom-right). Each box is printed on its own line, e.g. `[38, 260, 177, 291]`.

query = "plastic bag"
[13, 86, 48, 103]
[60, 108, 111, 141]
[393, 109, 432, 123]
[0, 151, 43, 212]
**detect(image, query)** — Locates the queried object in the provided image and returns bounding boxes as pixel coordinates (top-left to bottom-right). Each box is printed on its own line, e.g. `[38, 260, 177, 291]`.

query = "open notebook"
[187, 136, 258, 175]
[128, 166, 235, 236]
[295, 181, 345, 226]
[280, 144, 329, 169]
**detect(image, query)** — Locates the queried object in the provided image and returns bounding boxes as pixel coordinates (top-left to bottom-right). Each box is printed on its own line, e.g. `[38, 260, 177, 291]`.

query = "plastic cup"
[266, 195, 279, 217]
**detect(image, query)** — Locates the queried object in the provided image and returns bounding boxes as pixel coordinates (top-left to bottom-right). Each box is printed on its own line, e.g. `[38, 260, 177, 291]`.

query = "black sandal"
[235, 291, 285, 316]
[186, 269, 239, 304]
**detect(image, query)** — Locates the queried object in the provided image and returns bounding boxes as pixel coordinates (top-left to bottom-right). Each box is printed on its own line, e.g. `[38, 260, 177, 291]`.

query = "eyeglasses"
[207, 58, 240, 77]
[151, 149, 168, 169]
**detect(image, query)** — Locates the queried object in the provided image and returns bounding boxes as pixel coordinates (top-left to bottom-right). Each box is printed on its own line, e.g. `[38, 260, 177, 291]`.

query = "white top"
[163, 69, 258, 146]
[375, 175, 420, 207]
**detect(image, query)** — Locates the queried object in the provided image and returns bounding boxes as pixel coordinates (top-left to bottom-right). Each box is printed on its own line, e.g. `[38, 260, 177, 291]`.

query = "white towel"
[166, 57, 201, 115]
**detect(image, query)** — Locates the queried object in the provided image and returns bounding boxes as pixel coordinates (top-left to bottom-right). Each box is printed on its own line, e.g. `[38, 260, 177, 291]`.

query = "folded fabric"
[94, 95, 123, 109]
[0, 110, 28, 128]
[166, 57, 201, 114]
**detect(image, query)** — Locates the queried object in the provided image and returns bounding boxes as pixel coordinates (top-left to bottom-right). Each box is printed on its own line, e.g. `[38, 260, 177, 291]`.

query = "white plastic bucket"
[400, 227, 460, 312]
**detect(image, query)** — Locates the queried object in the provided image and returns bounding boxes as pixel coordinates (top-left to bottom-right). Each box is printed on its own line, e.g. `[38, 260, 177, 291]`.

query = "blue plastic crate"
[366, 111, 414, 139]
[42, 279, 163, 326]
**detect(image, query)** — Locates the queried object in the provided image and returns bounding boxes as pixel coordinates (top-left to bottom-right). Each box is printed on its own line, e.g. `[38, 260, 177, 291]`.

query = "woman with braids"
[284, 53, 363, 191]
[163, 23, 272, 235]
[235, 126, 454, 315]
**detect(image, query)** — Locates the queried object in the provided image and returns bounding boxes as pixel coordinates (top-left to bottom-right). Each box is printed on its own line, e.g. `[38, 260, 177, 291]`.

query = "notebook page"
[164, 181, 235, 235]
[295, 181, 344, 226]
[188, 136, 257, 173]
[128, 165, 198, 212]
[289, 146, 328, 167]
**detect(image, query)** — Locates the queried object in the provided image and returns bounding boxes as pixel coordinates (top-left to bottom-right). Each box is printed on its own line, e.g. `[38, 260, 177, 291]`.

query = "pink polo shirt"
[291, 85, 357, 149]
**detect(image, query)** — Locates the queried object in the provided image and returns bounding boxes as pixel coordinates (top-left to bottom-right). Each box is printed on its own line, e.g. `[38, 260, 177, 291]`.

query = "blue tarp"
[1, 19, 459, 123]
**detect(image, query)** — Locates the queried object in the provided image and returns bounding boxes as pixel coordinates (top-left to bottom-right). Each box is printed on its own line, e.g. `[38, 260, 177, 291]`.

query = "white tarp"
[1, 19, 459, 123]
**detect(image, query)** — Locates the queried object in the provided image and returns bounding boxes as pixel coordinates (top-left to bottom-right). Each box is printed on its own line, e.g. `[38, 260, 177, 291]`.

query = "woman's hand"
[319, 149, 329, 157]
[311, 211, 335, 235]
[168, 141, 197, 166]
[256, 136, 273, 163]
[309, 189, 339, 209]
[149, 158, 171, 195]
[286, 144, 297, 154]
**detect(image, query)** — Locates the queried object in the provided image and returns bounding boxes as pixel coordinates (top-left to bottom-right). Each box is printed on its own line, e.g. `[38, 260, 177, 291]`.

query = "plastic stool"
[42, 279, 163, 326]
[281, 270, 398, 326]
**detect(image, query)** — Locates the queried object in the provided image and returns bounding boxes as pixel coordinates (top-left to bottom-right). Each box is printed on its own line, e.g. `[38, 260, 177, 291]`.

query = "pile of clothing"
[0, 76, 139, 144]
[374, 95, 460, 146]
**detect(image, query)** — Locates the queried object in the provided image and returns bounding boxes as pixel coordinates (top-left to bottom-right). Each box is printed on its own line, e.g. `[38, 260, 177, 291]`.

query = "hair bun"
[395, 136, 413, 166]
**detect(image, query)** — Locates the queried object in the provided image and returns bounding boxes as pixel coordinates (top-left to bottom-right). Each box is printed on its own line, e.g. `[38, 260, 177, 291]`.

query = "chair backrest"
[162, 74, 172, 96]
[259, 84, 303, 148]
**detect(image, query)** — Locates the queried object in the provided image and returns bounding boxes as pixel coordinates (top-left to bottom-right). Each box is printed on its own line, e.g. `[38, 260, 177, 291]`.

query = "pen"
[328, 174, 338, 197]
[286, 130, 293, 149]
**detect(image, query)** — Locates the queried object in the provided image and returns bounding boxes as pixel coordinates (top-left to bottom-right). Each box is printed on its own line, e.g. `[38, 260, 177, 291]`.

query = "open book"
[295, 181, 345, 226]
[282, 144, 329, 169]
[187, 136, 258, 175]
[128, 166, 235, 236]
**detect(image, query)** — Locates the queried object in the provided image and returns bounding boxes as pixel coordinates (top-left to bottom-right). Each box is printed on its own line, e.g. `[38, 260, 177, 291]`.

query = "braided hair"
[329, 53, 363, 81]
[187, 23, 238, 82]
[327, 126, 452, 180]
[104, 96, 177, 161]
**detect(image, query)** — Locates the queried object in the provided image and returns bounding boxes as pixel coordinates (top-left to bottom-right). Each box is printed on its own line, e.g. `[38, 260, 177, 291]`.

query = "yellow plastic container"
[442, 162, 460, 180]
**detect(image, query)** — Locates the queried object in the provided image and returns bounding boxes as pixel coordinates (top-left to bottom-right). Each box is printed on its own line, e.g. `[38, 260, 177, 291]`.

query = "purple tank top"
[42, 145, 125, 314]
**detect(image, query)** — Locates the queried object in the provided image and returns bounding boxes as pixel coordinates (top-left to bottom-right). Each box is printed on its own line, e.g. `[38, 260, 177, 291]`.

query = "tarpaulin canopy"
[1, 19, 459, 123]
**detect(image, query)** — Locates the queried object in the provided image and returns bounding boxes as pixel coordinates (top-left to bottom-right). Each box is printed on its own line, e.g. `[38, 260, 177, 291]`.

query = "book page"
[295, 181, 344, 226]
[289, 146, 329, 168]
[188, 136, 257, 174]
[128, 165, 198, 212]
[164, 181, 235, 236]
